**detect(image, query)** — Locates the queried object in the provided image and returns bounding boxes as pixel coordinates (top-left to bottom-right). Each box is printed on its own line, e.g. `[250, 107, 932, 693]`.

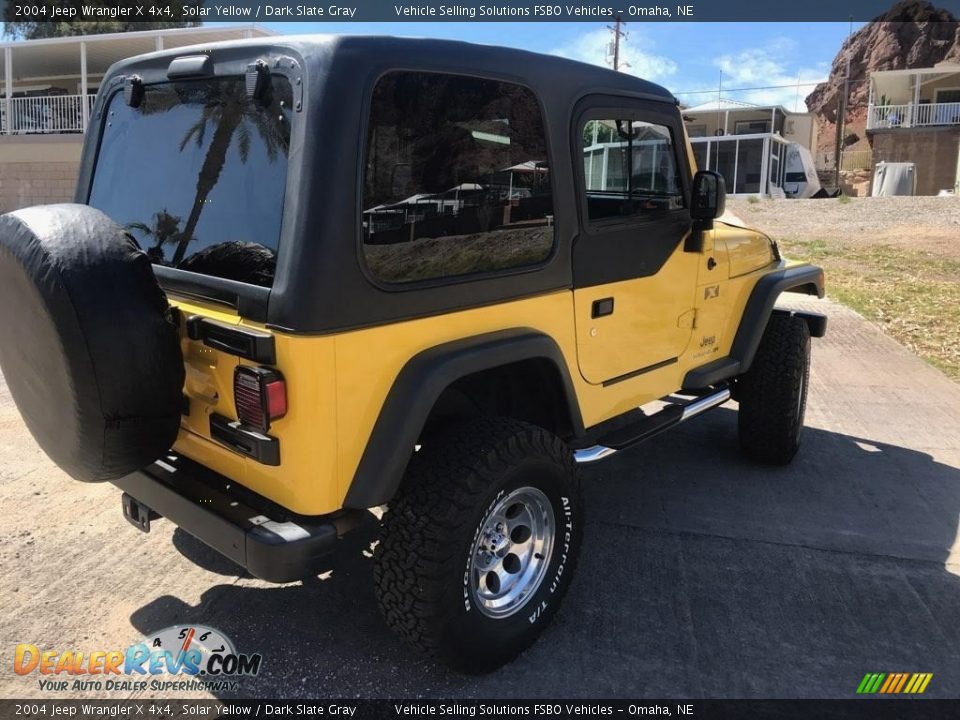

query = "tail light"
[234, 366, 287, 432]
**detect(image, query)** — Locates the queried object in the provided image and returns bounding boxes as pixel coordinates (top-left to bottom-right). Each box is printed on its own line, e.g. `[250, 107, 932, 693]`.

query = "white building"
[682, 99, 819, 197]
[0, 25, 275, 212]
[865, 63, 960, 196]
[867, 63, 960, 130]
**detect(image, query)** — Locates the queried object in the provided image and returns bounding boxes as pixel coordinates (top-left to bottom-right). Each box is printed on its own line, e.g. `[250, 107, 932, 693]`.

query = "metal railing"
[868, 102, 960, 130]
[0, 94, 96, 135]
[840, 149, 873, 171]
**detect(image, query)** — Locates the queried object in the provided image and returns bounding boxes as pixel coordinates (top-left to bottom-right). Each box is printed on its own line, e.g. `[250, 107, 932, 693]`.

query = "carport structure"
[0, 25, 275, 136]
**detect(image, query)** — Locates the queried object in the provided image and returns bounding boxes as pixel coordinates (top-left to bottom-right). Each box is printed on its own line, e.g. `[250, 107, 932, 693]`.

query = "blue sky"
[0, 20, 862, 111]
[240, 21, 863, 111]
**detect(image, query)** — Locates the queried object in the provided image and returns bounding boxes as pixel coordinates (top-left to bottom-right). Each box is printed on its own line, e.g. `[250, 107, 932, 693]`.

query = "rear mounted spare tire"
[0, 204, 185, 482]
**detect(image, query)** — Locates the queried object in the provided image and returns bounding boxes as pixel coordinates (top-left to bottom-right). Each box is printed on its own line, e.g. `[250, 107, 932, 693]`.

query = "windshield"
[88, 76, 292, 288]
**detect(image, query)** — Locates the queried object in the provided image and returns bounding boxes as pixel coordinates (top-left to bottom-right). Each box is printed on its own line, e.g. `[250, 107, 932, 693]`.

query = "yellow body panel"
[167, 217, 779, 516]
[686, 221, 781, 364]
[177, 305, 241, 442]
[170, 298, 339, 515]
[725, 226, 780, 278]
[572, 240, 699, 384]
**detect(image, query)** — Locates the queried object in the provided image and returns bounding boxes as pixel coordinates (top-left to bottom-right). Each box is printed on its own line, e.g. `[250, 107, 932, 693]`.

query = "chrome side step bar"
[573, 387, 731, 464]
[680, 387, 732, 420]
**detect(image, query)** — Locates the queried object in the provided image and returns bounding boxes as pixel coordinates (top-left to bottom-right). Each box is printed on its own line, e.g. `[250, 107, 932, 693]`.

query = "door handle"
[591, 298, 614, 318]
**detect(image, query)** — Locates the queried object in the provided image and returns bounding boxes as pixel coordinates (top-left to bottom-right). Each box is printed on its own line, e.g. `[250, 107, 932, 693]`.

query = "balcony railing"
[868, 102, 960, 130]
[0, 94, 96, 135]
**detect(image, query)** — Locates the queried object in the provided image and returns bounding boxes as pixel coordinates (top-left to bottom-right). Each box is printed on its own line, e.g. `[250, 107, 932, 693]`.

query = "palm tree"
[128, 209, 184, 263]
[170, 79, 289, 266]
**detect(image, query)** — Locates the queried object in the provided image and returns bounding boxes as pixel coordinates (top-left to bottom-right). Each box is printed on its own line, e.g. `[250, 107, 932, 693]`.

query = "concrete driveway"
[2, 297, 960, 700]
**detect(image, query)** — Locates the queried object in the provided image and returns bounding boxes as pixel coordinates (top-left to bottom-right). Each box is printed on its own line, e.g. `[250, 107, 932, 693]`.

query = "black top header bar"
[4, 0, 960, 22]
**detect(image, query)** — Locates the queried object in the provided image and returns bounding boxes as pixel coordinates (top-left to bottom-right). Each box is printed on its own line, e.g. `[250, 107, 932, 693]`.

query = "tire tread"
[737, 313, 811, 464]
[373, 417, 581, 670]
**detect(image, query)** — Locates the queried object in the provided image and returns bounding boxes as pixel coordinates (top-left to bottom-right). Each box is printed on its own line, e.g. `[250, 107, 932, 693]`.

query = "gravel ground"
[727, 196, 960, 257]
[728, 195, 960, 380]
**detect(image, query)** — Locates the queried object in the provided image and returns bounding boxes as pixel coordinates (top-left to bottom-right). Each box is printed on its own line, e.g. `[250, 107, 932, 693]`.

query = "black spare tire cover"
[0, 204, 185, 482]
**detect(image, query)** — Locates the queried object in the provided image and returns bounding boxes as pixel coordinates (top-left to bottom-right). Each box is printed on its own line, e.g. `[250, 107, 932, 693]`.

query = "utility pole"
[717, 69, 723, 132]
[606, 16, 628, 71]
[714, 70, 724, 168]
[834, 16, 854, 189]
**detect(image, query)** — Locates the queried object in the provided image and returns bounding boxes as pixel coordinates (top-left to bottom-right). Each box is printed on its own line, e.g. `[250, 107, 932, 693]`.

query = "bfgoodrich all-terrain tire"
[0, 204, 184, 482]
[736, 312, 811, 464]
[374, 417, 583, 673]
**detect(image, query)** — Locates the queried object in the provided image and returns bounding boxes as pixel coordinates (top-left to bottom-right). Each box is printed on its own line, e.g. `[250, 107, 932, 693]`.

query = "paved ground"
[2, 297, 960, 700]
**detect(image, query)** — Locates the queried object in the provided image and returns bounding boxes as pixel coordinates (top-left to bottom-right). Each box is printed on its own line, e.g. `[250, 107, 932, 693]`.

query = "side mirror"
[691, 170, 726, 222]
[685, 170, 726, 253]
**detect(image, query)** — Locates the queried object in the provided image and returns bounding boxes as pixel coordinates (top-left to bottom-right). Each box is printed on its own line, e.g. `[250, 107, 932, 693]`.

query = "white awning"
[501, 161, 548, 173]
[0, 26, 275, 87]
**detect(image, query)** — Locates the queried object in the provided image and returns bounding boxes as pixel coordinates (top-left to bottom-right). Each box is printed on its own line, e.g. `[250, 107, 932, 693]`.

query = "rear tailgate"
[170, 298, 247, 486]
[167, 296, 341, 516]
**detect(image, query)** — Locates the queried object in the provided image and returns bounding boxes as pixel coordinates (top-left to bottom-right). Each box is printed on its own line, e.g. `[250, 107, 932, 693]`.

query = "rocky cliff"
[806, 0, 960, 156]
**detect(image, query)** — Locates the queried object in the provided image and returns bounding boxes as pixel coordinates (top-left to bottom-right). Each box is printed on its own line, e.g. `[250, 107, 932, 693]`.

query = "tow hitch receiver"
[122, 493, 159, 533]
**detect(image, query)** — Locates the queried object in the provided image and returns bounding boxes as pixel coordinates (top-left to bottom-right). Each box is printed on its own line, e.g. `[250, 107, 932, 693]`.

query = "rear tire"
[736, 313, 811, 464]
[374, 417, 582, 673]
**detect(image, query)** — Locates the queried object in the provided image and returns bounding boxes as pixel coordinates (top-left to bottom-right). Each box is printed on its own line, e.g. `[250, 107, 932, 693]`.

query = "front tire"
[374, 417, 583, 673]
[736, 313, 811, 464]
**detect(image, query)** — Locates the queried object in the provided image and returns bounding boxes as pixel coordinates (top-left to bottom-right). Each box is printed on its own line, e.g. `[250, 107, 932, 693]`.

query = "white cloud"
[550, 32, 826, 113]
[705, 40, 828, 112]
[550, 29, 678, 82]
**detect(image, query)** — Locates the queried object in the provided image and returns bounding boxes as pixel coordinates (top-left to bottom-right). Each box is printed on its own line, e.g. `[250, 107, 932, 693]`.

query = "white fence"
[868, 102, 960, 130]
[0, 94, 96, 135]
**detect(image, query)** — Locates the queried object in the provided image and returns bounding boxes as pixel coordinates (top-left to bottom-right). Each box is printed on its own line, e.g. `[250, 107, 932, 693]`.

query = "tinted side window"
[581, 119, 683, 223]
[362, 72, 554, 285]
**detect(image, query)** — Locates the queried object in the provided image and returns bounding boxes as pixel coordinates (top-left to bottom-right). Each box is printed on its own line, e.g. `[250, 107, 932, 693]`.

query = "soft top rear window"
[88, 76, 292, 288]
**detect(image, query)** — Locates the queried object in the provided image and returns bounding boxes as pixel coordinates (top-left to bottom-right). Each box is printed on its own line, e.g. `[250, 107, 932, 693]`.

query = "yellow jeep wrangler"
[0, 35, 825, 673]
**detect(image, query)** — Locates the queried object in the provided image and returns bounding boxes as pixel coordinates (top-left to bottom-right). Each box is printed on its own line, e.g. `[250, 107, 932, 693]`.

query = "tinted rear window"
[88, 76, 292, 288]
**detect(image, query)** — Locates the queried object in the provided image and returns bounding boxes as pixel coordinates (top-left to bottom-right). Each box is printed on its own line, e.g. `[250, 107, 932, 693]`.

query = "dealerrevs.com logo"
[14, 625, 262, 693]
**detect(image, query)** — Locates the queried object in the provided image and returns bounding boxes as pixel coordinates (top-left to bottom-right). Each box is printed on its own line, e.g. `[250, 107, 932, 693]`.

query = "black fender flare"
[342, 328, 584, 509]
[684, 263, 826, 390]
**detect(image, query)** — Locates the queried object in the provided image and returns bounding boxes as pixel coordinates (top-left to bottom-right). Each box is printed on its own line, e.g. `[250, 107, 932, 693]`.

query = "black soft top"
[99, 33, 676, 104]
[78, 35, 682, 333]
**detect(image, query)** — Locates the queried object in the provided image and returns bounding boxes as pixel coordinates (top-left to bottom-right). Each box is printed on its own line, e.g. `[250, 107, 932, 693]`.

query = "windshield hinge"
[274, 55, 303, 112]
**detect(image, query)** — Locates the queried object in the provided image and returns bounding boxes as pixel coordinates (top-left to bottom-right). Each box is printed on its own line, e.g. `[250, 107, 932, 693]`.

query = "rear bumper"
[114, 456, 360, 583]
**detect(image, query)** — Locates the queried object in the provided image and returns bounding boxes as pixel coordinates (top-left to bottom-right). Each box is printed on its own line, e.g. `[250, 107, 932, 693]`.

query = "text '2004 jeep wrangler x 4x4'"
[0, 36, 826, 672]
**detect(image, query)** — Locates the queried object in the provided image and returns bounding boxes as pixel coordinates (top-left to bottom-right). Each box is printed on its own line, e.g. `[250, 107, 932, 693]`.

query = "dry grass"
[781, 238, 960, 380]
